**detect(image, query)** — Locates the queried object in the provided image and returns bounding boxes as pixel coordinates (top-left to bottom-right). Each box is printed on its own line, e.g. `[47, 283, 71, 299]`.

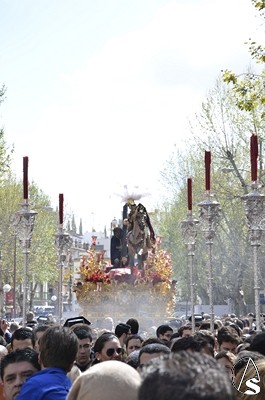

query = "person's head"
[71, 325, 93, 369]
[156, 325, 173, 342]
[126, 318, 139, 334]
[113, 227, 122, 238]
[138, 351, 235, 400]
[193, 330, 215, 356]
[233, 358, 265, 399]
[171, 334, 214, 357]
[125, 349, 140, 369]
[11, 327, 34, 351]
[9, 322, 19, 334]
[26, 311, 35, 322]
[26, 312, 37, 328]
[125, 334, 143, 355]
[233, 350, 265, 376]
[215, 350, 237, 379]
[33, 325, 49, 353]
[248, 331, 265, 356]
[226, 322, 242, 337]
[178, 325, 193, 338]
[217, 326, 241, 354]
[67, 360, 141, 400]
[115, 323, 131, 346]
[198, 321, 219, 332]
[139, 343, 170, 368]
[1, 348, 40, 400]
[194, 330, 215, 345]
[39, 325, 78, 372]
[93, 332, 124, 363]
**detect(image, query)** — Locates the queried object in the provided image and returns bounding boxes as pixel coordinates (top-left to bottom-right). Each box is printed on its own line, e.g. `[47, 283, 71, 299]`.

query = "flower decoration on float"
[79, 251, 110, 285]
[76, 241, 173, 296]
[144, 248, 173, 297]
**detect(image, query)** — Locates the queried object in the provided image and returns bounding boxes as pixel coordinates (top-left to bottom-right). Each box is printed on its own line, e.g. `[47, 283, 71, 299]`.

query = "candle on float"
[23, 156, 28, 200]
[205, 150, 211, 191]
[250, 133, 258, 182]
[59, 193, 64, 225]
[187, 178, 192, 211]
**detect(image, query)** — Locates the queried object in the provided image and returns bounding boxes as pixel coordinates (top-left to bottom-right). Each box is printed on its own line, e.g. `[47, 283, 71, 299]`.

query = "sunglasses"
[106, 347, 124, 357]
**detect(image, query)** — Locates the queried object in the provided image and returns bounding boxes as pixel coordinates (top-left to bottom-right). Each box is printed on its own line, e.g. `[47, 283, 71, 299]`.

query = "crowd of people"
[0, 311, 264, 399]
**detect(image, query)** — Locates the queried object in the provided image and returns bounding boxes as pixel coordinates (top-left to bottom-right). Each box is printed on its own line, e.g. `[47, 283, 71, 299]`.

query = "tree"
[159, 78, 263, 316]
[222, 1, 265, 117]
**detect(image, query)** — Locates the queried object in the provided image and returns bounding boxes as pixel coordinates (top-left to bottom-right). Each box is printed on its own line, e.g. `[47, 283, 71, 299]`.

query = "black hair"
[115, 323, 131, 338]
[72, 325, 93, 341]
[156, 325, 173, 337]
[139, 343, 170, 358]
[248, 332, 265, 356]
[125, 349, 140, 369]
[91, 332, 118, 365]
[0, 348, 40, 380]
[11, 327, 35, 349]
[93, 332, 118, 354]
[126, 318, 139, 334]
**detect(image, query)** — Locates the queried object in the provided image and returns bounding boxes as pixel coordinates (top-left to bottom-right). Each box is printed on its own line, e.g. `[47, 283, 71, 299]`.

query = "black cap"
[63, 316, 91, 328]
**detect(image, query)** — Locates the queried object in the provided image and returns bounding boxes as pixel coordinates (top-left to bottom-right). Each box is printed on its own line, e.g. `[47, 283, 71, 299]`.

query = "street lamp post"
[241, 183, 265, 332]
[198, 193, 221, 333]
[13, 233, 17, 318]
[181, 212, 199, 334]
[55, 227, 72, 325]
[13, 202, 37, 326]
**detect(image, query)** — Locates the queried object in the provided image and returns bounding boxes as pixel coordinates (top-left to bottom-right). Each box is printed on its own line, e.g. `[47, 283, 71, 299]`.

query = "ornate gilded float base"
[74, 281, 175, 327]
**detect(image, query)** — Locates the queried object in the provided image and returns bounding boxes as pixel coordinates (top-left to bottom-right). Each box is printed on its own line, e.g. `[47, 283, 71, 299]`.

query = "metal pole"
[242, 184, 265, 332]
[253, 243, 261, 331]
[12, 201, 37, 326]
[13, 233, 17, 318]
[181, 213, 199, 334]
[207, 241, 214, 333]
[58, 256, 63, 323]
[55, 226, 72, 325]
[198, 193, 220, 334]
[0, 251, 3, 317]
[188, 243, 196, 333]
[22, 249, 29, 326]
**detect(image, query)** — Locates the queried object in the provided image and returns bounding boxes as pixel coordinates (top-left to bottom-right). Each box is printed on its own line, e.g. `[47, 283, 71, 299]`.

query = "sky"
[0, 0, 263, 233]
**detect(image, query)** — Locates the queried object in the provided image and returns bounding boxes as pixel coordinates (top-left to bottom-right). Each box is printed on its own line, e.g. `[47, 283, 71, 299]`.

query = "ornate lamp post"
[241, 134, 265, 332]
[242, 185, 265, 332]
[181, 178, 199, 333]
[13, 157, 37, 326]
[13, 203, 37, 326]
[55, 194, 72, 324]
[198, 151, 221, 333]
[198, 196, 220, 333]
[181, 216, 199, 333]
